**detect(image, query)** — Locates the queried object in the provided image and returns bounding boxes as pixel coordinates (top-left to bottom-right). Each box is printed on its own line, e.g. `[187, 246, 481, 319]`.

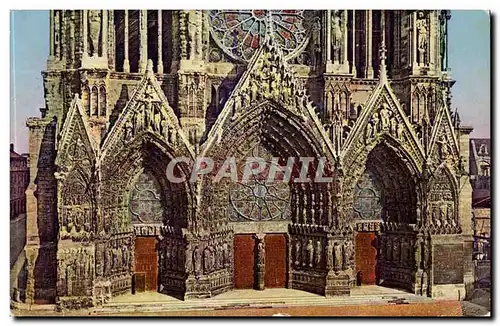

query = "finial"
[146, 59, 154, 75]
[378, 10, 388, 82]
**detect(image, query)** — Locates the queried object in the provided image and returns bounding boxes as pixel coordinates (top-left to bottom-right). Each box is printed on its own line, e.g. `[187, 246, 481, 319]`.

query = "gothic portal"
[21, 10, 474, 310]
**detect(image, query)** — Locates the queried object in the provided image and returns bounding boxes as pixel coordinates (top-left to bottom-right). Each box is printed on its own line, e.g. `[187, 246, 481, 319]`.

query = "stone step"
[99, 293, 434, 313]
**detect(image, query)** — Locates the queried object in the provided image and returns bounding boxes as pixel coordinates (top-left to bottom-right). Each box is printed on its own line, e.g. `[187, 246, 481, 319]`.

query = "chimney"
[10, 143, 14, 152]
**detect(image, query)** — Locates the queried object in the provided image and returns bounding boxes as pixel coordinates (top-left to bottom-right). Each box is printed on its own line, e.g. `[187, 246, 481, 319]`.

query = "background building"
[15, 10, 475, 311]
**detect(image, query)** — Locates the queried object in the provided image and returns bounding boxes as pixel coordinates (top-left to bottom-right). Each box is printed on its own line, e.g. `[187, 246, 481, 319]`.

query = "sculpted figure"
[371, 113, 380, 132]
[294, 240, 301, 266]
[124, 120, 134, 142]
[203, 246, 211, 273]
[306, 239, 314, 267]
[193, 246, 202, 275]
[386, 238, 392, 261]
[331, 11, 342, 61]
[343, 240, 353, 269]
[416, 11, 428, 64]
[154, 113, 161, 133]
[257, 241, 265, 266]
[333, 242, 343, 271]
[365, 122, 374, 141]
[326, 240, 333, 270]
[379, 104, 391, 130]
[88, 10, 101, 56]
[396, 123, 404, 139]
[315, 240, 322, 267]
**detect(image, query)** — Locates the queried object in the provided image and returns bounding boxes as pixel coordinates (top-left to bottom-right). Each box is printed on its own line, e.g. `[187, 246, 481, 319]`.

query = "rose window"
[208, 10, 309, 62]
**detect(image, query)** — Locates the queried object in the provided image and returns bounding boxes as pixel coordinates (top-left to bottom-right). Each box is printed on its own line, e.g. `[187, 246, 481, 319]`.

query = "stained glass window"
[129, 171, 165, 224]
[353, 171, 383, 220]
[229, 144, 290, 221]
[208, 10, 309, 62]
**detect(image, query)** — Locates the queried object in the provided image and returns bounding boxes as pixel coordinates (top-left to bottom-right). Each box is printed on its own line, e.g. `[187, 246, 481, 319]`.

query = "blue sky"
[9, 10, 491, 153]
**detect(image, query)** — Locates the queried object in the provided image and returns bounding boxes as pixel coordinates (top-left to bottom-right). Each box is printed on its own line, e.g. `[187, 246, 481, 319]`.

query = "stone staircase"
[97, 288, 435, 314]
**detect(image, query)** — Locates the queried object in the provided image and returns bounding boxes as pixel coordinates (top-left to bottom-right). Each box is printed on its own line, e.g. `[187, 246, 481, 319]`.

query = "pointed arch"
[202, 36, 335, 162]
[425, 165, 460, 233]
[99, 86, 107, 117]
[100, 61, 195, 162]
[83, 86, 91, 116]
[342, 82, 425, 173]
[100, 132, 195, 233]
[55, 95, 98, 239]
[91, 86, 98, 116]
[199, 101, 337, 231]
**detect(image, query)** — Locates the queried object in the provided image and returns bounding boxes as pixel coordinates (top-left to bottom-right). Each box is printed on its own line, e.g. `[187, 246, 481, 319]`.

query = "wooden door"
[234, 234, 256, 289]
[264, 234, 287, 288]
[355, 232, 377, 285]
[134, 237, 158, 291]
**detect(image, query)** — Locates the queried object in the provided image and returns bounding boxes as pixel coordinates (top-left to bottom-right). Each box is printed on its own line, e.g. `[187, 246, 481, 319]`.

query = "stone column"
[82, 10, 88, 57]
[366, 10, 374, 78]
[49, 11, 54, 57]
[326, 10, 332, 63]
[139, 9, 148, 73]
[351, 10, 357, 76]
[69, 11, 75, 63]
[123, 10, 130, 73]
[157, 10, 164, 73]
[343, 10, 348, 67]
[102, 10, 108, 57]
[255, 234, 265, 290]
[429, 11, 436, 71]
[412, 11, 418, 69]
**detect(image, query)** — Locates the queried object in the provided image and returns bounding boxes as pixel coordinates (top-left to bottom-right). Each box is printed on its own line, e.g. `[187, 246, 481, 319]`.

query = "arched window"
[83, 86, 91, 116]
[91, 86, 98, 116]
[99, 86, 107, 117]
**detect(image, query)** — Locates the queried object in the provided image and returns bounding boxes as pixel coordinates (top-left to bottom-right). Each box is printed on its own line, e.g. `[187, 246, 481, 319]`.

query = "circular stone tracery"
[208, 10, 309, 62]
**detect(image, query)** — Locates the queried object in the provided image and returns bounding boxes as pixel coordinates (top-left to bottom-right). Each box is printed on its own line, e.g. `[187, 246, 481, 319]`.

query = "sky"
[9, 10, 491, 154]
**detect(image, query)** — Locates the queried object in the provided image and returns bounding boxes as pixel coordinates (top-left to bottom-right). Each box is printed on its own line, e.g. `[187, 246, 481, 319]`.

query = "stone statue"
[193, 246, 202, 275]
[154, 113, 161, 133]
[386, 238, 392, 261]
[88, 10, 101, 57]
[333, 242, 342, 271]
[371, 113, 380, 132]
[294, 240, 301, 266]
[124, 120, 133, 142]
[306, 239, 314, 267]
[365, 122, 374, 141]
[396, 123, 404, 139]
[315, 240, 322, 267]
[393, 239, 400, 263]
[379, 104, 391, 130]
[414, 239, 422, 270]
[331, 11, 342, 62]
[416, 11, 428, 64]
[343, 240, 353, 269]
[326, 241, 333, 270]
[257, 241, 265, 266]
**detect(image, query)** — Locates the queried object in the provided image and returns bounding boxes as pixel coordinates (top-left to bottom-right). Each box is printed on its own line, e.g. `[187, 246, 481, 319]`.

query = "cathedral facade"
[20, 10, 474, 310]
